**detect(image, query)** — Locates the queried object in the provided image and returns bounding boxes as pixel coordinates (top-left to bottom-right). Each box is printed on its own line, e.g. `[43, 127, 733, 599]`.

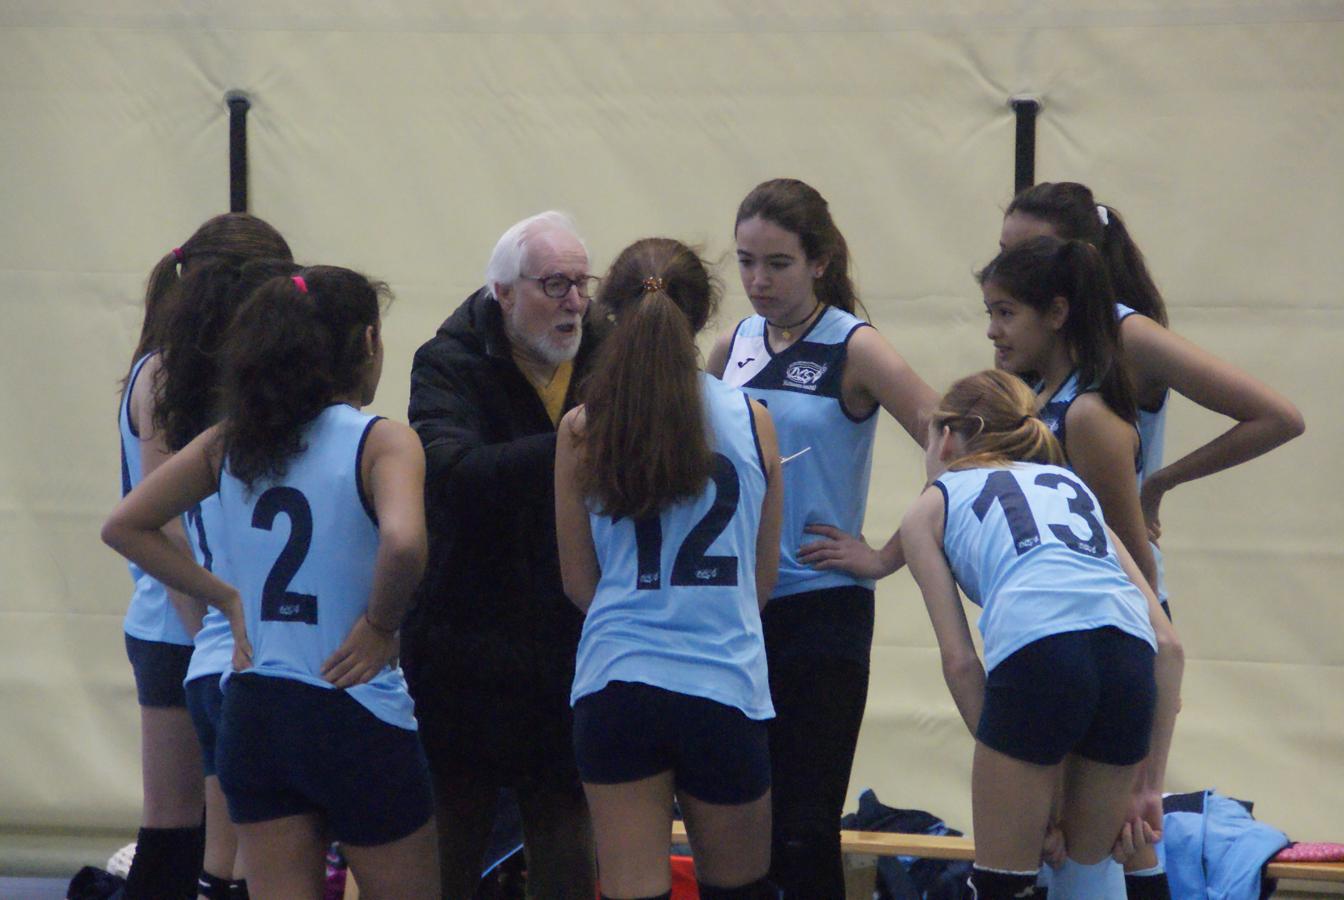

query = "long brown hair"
[578, 238, 719, 520]
[978, 235, 1138, 424]
[932, 370, 1064, 470]
[153, 216, 294, 450]
[126, 213, 291, 394]
[735, 178, 864, 317]
[1007, 181, 1167, 326]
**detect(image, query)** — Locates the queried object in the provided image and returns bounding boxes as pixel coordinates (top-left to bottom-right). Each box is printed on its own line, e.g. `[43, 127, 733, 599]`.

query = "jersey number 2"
[252, 487, 318, 624]
[629, 453, 741, 590]
[973, 470, 1106, 558]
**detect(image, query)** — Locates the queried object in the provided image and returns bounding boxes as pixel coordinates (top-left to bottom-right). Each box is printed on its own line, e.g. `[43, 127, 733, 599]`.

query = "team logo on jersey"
[784, 360, 827, 390]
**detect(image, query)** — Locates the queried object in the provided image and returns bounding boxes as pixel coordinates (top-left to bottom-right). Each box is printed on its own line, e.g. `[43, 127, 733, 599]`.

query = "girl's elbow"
[942, 652, 980, 684]
[100, 518, 129, 554]
[1277, 404, 1306, 441]
[1156, 628, 1185, 671]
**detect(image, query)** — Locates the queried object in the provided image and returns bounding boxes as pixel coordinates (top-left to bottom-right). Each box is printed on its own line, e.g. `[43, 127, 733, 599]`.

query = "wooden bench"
[341, 826, 1343, 898]
[679, 822, 1344, 885]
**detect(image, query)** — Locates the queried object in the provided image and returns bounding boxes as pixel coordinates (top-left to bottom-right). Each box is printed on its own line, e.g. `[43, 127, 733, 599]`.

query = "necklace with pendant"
[768, 301, 822, 341]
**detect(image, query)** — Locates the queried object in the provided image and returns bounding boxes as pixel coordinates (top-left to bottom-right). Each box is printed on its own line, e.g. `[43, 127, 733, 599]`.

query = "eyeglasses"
[522, 273, 600, 300]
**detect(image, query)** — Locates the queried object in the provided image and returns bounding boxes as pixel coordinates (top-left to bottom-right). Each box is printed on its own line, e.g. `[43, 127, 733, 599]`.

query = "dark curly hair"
[219, 265, 388, 489]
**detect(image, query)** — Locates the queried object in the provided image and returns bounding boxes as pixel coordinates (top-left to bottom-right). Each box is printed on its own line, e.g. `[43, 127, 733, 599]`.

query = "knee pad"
[969, 865, 1041, 899]
[229, 878, 250, 899]
[1124, 863, 1171, 900]
[1050, 857, 1126, 900]
[698, 876, 780, 900]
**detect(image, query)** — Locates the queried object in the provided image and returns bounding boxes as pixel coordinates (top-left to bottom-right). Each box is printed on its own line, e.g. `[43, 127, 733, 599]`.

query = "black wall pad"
[225, 90, 251, 213]
[1009, 95, 1041, 195]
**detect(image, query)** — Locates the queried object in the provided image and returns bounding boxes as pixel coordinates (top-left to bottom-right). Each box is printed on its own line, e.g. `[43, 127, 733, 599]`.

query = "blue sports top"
[217, 404, 416, 730]
[119, 353, 194, 646]
[720, 305, 877, 598]
[1036, 366, 1167, 606]
[571, 374, 773, 720]
[934, 463, 1156, 673]
[183, 493, 234, 685]
[1115, 302, 1169, 488]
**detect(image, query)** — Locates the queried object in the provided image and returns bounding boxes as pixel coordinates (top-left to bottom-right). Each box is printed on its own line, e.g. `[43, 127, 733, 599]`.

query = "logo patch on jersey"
[784, 361, 827, 390]
[736, 357, 755, 368]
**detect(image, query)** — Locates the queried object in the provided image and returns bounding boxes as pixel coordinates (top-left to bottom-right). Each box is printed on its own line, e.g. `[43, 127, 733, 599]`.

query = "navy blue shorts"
[185, 675, 225, 776]
[573, 681, 771, 805]
[977, 627, 1156, 767]
[216, 673, 434, 846]
[124, 634, 193, 708]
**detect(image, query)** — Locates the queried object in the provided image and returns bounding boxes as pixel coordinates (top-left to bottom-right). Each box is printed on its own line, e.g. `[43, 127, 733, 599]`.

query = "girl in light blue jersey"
[706, 179, 937, 899]
[117, 213, 290, 900]
[979, 236, 1194, 897]
[899, 369, 1182, 900]
[105, 266, 439, 899]
[1001, 182, 1303, 552]
[557, 238, 784, 900]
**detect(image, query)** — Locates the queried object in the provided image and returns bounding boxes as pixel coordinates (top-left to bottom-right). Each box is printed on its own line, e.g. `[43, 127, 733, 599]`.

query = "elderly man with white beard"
[403, 211, 603, 899]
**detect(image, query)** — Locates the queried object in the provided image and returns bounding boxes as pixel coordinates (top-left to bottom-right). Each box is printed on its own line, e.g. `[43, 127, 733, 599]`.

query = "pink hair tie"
[292, 275, 308, 294]
[171, 247, 185, 263]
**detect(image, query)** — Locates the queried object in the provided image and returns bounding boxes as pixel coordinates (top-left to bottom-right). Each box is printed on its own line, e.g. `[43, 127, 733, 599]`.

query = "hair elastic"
[1096, 204, 1110, 227]
[1017, 414, 1034, 428]
[292, 275, 308, 294]
[171, 247, 185, 263]
[642, 275, 665, 294]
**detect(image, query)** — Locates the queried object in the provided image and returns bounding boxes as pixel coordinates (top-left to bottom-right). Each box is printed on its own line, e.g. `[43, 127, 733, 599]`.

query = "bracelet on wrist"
[364, 612, 398, 636]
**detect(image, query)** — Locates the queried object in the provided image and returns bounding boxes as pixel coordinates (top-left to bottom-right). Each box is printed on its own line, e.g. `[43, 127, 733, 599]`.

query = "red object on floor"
[1274, 842, 1344, 862]
[670, 855, 700, 899]
[596, 856, 700, 899]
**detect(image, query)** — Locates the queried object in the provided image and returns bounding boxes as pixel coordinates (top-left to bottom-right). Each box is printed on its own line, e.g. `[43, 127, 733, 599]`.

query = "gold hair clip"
[642, 275, 665, 294]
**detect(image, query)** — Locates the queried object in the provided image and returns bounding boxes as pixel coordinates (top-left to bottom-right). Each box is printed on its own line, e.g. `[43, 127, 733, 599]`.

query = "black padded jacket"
[401, 287, 603, 763]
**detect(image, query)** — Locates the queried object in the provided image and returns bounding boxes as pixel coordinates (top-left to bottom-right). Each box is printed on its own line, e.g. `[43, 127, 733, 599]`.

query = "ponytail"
[219, 266, 385, 490]
[579, 238, 719, 520]
[123, 250, 185, 386]
[933, 369, 1065, 469]
[1007, 182, 1167, 326]
[1096, 206, 1168, 326]
[1052, 240, 1137, 423]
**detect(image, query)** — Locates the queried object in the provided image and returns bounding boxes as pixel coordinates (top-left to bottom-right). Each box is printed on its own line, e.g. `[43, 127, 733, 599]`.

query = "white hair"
[484, 210, 585, 300]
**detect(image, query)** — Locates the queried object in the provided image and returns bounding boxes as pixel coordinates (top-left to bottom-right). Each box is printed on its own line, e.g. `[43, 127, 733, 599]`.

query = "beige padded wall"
[1, 1, 1340, 874]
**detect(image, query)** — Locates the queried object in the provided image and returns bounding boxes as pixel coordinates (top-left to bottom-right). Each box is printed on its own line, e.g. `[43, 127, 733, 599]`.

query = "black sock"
[124, 826, 205, 900]
[1125, 870, 1171, 900]
[969, 865, 1042, 899]
[698, 876, 781, 899]
[197, 870, 230, 898]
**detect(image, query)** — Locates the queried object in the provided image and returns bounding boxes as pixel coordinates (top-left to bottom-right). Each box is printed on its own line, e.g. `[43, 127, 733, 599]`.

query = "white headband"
[1097, 205, 1110, 227]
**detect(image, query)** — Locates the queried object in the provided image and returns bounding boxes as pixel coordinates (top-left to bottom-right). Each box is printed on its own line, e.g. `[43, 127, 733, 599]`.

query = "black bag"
[840, 789, 973, 900]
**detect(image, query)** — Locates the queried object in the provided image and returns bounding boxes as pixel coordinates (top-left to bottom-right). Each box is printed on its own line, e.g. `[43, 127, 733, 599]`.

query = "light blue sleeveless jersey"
[1037, 365, 1167, 606]
[184, 493, 234, 685]
[571, 375, 773, 720]
[217, 404, 416, 730]
[720, 306, 877, 598]
[1115, 302, 1168, 488]
[119, 353, 194, 646]
[935, 463, 1156, 673]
